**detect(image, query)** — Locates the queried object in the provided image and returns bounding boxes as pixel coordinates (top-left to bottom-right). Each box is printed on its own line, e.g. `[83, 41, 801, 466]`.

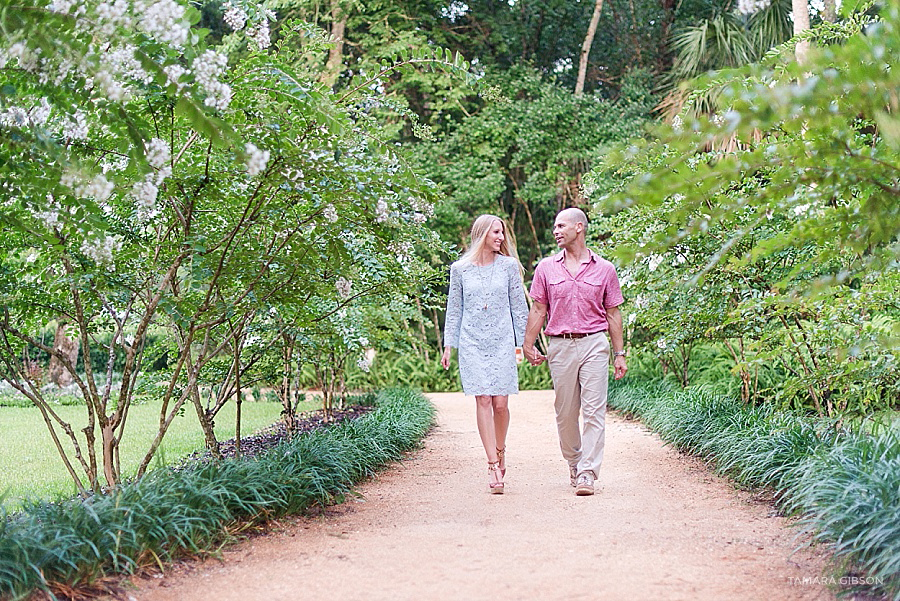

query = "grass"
[609, 378, 900, 600]
[0, 388, 434, 600]
[0, 398, 315, 511]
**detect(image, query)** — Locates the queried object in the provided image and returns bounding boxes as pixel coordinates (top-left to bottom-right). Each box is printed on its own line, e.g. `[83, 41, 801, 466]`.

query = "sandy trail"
[128, 390, 832, 601]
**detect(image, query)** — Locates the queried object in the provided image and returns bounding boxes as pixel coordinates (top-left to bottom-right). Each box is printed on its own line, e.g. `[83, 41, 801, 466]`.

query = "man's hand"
[440, 347, 451, 370]
[613, 355, 627, 380]
[524, 344, 546, 366]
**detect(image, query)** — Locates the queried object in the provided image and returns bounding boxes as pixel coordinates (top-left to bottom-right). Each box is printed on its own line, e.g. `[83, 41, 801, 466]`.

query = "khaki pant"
[546, 332, 609, 479]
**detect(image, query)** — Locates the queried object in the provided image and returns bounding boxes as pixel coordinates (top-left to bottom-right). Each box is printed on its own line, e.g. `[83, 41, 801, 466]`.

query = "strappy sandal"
[496, 447, 506, 477]
[488, 460, 505, 494]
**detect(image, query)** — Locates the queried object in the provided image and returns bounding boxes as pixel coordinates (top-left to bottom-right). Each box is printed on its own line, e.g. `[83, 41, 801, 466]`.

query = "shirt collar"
[552, 249, 599, 264]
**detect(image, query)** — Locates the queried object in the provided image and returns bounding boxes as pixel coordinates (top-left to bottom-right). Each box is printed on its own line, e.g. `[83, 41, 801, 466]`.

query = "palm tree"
[659, 0, 794, 119]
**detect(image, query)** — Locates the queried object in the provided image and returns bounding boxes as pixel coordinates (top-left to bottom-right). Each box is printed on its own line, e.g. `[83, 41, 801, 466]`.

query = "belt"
[550, 331, 604, 339]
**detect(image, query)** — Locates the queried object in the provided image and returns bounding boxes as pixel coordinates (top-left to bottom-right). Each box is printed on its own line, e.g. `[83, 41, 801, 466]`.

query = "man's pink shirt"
[529, 249, 625, 336]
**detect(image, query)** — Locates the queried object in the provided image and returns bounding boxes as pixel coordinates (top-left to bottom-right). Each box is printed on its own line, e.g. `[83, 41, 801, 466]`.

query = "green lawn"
[0, 399, 300, 511]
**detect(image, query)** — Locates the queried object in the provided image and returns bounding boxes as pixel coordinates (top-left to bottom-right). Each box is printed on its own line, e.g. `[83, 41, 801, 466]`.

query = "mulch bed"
[182, 404, 374, 464]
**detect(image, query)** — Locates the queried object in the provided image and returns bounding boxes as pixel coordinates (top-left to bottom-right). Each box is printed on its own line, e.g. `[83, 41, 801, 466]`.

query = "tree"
[0, 1, 466, 492]
[585, 5, 898, 414]
[576, 0, 605, 96]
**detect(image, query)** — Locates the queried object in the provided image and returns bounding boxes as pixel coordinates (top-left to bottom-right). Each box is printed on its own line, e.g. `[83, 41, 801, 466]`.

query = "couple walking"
[441, 208, 627, 496]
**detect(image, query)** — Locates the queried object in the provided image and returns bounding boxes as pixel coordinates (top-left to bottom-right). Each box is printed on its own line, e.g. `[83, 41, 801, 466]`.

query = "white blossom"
[336, 277, 352, 299]
[656, 338, 668, 350]
[62, 111, 88, 140]
[131, 178, 158, 211]
[647, 254, 664, 272]
[793, 203, 811, 216]
[49, 0, 76, 12]
[137, 0, 189, 47]
[76, 174, 115, 201]
[737, 0, 771, 15]
[146, 138, 171, 169]
[8, 43, 39, 73]
[323, 204, 338, 223]
[375, 198, 389, 223]
[36, 209, 62, 231]
[627, 313, 637, 326]
[163, 64, 189, 90]
[223, 4, 248, 30]
[247, 20, 271, 50]
[244, 143, 270, 176]
[80, 235, 123, 269]
[357, 356, 372, 373]
[95, 0, 131, 35]
[93, 69, 129, 102]
[203, 81, 233, 110]
[193, 50, 232, 110]
[390, 240, 414, 265]
[103, 45, 152, 85]
[0, 107, 29, 127]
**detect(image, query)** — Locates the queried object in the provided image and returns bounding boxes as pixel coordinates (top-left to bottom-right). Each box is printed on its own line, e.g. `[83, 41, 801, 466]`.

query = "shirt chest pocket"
[579, 274, 607, 305]
[546, 272, 575, 301]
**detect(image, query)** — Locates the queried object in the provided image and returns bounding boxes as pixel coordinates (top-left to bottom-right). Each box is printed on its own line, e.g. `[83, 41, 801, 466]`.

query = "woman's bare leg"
[475, 394, 499, 462]
[492, 395, 510, 471]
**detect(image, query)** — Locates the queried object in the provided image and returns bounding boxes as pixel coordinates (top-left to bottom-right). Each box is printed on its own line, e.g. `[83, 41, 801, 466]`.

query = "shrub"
[609, 378, 900, 599]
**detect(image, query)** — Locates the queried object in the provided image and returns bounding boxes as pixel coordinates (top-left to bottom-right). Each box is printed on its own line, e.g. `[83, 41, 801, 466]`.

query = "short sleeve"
[530, 260, 549, 304]
[604, 264, 625, 308]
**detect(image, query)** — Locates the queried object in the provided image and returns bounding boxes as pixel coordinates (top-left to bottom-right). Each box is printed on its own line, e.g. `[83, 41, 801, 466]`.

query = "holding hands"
[524, 344, 546, 366]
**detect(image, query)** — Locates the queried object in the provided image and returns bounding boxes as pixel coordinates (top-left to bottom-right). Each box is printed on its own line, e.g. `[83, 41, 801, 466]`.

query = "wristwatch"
[613, 350, 627, 357]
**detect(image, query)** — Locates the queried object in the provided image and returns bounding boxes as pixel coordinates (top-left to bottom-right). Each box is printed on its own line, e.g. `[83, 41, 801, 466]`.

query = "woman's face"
[487, 220, 505, 252]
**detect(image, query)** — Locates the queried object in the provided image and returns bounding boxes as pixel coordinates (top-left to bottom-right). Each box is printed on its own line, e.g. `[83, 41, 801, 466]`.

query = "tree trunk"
[321, 0, 348, 88]
[48, 320, 79, 387]
[576, 0, 605, 96]
[234, 345, 242, 459]
[792, 0, 811, 64]
[822, 0, 837, 23]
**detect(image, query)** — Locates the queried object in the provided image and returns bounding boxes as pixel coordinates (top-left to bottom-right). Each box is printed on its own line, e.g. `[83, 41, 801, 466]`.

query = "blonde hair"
[459, 214, 521, 269]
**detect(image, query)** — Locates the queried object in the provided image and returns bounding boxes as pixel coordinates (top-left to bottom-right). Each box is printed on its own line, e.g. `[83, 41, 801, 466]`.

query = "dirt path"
[127, 391, 833, 601]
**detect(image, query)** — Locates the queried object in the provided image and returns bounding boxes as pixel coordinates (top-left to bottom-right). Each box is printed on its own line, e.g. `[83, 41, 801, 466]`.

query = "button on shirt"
[529, 249, 625, 337]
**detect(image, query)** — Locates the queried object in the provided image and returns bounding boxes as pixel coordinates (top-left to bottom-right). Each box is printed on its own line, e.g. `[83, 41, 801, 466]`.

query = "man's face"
[553, 216, 579, 248]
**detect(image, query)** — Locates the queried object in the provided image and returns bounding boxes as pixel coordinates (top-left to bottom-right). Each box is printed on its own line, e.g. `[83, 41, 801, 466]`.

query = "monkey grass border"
[608, 378, 899, 601]
[0, 388, 435, 600]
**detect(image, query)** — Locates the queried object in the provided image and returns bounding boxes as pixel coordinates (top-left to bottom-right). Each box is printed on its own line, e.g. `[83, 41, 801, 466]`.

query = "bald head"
[557, 208, 588, 229]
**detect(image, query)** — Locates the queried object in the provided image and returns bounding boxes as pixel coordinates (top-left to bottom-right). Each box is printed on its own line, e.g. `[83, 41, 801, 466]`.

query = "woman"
[441, 215, 529, 494]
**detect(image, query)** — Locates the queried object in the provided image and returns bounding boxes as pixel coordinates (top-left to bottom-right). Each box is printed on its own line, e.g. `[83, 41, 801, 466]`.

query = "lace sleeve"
[507, 259, 529, 347]
[443, 263, 463, 348]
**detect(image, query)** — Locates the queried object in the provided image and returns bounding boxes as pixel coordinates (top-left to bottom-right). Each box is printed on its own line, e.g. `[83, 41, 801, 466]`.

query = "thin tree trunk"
[431, 308, 444, 358]
[576, 0, 605, 96]
[414, 296, 431, 362]
[48, 320, 79, 387]
[822, 0, 836, 23]
[321, 0, 348, 88]
[234, 334, 242, 458]
[792, 0, 811, 64]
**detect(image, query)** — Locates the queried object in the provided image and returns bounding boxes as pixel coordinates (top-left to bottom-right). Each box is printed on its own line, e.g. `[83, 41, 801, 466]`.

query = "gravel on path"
[126, 390, 833, 601]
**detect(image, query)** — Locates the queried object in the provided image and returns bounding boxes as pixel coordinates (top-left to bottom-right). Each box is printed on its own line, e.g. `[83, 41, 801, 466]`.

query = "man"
[523, 208, 627, 496]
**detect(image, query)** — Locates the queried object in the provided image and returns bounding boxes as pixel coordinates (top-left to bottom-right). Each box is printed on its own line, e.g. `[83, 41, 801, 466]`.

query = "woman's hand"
[440, 347, 452, 370]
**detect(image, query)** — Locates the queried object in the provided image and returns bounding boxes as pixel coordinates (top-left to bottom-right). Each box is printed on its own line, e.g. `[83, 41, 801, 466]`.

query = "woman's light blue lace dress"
[443, 254, 529, 396]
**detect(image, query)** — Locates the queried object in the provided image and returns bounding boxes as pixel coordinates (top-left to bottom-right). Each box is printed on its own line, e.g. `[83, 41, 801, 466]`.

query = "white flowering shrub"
[0, 1, 470, 492]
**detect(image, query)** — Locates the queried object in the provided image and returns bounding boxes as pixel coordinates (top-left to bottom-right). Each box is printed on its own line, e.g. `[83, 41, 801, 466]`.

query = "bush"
[0, 388, 435, 599]
[609, 378, 900, 599]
